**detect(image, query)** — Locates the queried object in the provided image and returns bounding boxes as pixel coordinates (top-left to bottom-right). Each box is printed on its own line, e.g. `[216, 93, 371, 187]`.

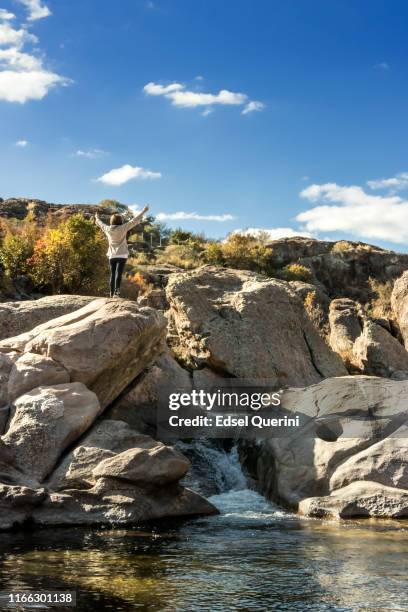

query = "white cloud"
[0, 6, 70, 103]
[15, 139, 28, 146]
[0, 47, 42, 70]
[242, 100, 265, 115]
[0, 69, 69, 102]
[143, 81, 264, 115]
[0, 22, 37, 46]
[144, 82, 183, 96]
[17, 0, 51, 21]
[156, 211, 235, 222]
[73, 148, 108, 159]
[367, 172, 408, 192]
[0, 9, 15, 21]
[298, 181, 408, 244]
[161, 88, 246, 108]
[201, 108, 213, 117]
[232, 227, 312, 240]
[96, 164, 162, 186]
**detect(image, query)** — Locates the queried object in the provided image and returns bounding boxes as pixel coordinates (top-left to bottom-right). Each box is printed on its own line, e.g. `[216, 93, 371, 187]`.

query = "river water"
[0, 442, 407, 611]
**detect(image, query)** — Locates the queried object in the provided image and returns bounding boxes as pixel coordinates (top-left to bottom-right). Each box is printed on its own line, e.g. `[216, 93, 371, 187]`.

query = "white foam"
[209, 487, 288, 521]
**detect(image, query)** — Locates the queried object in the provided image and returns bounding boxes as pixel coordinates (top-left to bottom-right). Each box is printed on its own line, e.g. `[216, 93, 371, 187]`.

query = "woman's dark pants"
[109, 258, 126, 295]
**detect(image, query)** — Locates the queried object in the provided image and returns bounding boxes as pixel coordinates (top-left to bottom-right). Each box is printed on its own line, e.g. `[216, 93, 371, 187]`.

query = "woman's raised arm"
[124, 205, 150, 230]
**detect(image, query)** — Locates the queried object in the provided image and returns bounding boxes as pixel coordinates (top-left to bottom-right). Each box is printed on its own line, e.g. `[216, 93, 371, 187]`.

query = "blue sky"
[1, 0, 408, 249]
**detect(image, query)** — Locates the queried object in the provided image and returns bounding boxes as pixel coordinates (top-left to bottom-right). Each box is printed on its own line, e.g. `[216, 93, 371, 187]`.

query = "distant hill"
[0, 197, 110, 223]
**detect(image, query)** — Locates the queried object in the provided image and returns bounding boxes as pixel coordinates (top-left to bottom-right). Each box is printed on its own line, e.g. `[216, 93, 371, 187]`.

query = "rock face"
[298, 482, 408, 519]
[166, 266, 346, 385]
[47, 420, 161, 491]
[34, 475, 215, 527]
[353, 320, 408, 377]
[2, 383, 100, 485]
[392, 271, 408, 348]
[266, 237, 408, 303]
[32, 420, 216, 527]
[0, 353, 14, 409]
[0, 295, 96, 341]
[2, 261, 408, 527]
[0, 198, 114, 224]
[0, 484, 46, 531]
[107, 350, 192, 436]
[0, 298, 167, 410]
[240, 376, 408, 519]
[8, 353, 70, 401]
[329, 298, 363, 361]
[288, 280, 330, 336]
[329, 297, 408, 376]
[137, 288, 168, 311]
[0, 298, 216, 529]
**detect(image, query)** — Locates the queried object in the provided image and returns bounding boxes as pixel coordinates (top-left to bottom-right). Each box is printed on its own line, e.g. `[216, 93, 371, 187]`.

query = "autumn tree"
[28, 214, 107, 294]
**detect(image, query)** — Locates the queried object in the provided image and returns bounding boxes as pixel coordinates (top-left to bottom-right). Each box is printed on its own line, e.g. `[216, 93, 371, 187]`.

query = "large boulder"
[0, 298, 167, 410]
[33, 478, 216, 527]
[329, 298, 363, 361]
[1, 406, 216, 529]
[166, 267, 346, 385]
[353, 320, 408, 377]
[239, 376, 408, 519]
[8, 353, 70, 401]
[329, 297, 408, 376]
[92, 445, 189, 486]
[47, 420, 161, 491]
[299, 482, 408, 519]
[33, 419, 217, 527]
[1, 383, 100, 485]
[0, 295, 217, 530]
[0, 295, 95, 341]
[0, 353, 14, 408]
[392, 271, 408, 348]
[329, 433, 408, 491]
[0, 484, 46, 530]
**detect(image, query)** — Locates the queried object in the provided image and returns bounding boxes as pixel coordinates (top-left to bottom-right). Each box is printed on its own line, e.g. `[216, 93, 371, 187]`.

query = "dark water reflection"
[0, 489, 407, 611]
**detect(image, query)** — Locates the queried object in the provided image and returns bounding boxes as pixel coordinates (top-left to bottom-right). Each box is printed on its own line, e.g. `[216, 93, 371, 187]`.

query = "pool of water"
[0, 487, 407, 611]
[0, 443, 407, 611]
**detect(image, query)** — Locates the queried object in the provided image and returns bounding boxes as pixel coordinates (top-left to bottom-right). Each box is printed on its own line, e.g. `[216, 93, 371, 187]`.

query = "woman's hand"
[142, 205, 150, 215]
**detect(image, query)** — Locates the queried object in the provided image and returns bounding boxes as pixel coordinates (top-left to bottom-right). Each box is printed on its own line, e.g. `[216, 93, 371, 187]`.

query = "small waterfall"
[177, 439, 287, 519]
[177, 439, 247, 497]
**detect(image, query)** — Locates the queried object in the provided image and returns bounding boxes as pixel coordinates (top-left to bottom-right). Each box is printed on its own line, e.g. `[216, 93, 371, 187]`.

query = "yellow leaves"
[203, 233, 274, 275]
[28, 214, 107, 294]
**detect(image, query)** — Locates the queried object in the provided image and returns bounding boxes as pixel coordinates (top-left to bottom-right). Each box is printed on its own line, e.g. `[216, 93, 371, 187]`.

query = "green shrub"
[203, 241, 225, 266]
[0, 218, 38, 278]
[280, 263, 312, 282]
[220, 234, 274, 275]
[0, 233, 34, 277]
[156, 244, 202, 269]
[366, 277, 394, 318]
[169, 228, 206, 245]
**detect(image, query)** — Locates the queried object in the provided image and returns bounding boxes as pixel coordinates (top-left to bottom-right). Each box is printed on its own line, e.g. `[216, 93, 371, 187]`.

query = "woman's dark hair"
[110, 214, 123, 226]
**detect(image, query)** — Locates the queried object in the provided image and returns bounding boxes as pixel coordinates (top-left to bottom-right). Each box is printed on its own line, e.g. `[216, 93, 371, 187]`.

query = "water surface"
[0, 444, 406, 611]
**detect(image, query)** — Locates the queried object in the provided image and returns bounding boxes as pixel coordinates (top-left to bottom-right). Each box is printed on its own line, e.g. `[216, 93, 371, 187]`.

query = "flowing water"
[0, 441, 407, 611]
